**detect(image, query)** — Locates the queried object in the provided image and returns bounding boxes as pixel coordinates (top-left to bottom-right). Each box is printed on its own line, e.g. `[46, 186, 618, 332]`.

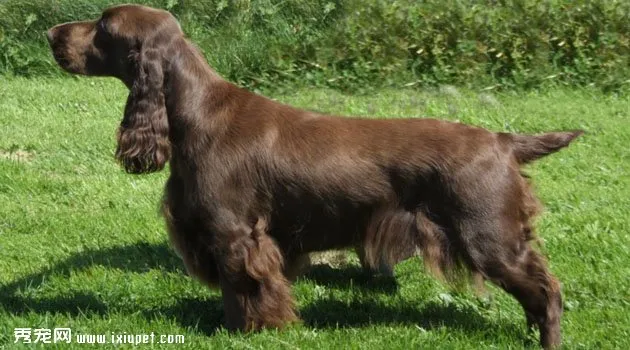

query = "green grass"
[1, 77, 629, 349]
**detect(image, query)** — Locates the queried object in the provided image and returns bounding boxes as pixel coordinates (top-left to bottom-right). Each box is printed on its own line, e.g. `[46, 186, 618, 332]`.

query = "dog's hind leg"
[458, 216, 563, 349]
[356, 244, 395, 277]
[283, 253, 312, 282]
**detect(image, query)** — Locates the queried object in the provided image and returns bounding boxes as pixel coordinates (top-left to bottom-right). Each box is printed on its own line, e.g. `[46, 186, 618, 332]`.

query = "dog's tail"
[501, 130, 584, 164]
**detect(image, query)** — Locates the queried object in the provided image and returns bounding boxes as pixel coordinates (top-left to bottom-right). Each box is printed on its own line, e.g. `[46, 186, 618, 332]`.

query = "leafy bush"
[1, 0, 629, 91]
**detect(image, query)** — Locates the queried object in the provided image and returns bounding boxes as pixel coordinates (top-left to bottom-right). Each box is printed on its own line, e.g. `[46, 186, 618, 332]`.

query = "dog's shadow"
[301, 263, 400, 294]
[298, 264, 524, 339]
[1, 242, 222, 335]
[2, 243, 524, 341]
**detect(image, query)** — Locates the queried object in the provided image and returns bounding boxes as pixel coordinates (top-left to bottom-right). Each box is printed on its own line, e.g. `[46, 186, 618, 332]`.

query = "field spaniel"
[47, 5, 583, 348]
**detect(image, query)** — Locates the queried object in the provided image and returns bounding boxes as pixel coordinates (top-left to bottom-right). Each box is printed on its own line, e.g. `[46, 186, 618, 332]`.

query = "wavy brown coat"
[47, 5, 583, 348]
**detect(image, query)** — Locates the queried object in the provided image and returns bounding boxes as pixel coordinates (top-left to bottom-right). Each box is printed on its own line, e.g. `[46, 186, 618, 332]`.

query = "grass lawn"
[1, 77, 629, 349]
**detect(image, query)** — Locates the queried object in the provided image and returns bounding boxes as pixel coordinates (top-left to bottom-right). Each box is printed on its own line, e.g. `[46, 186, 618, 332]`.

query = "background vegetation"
[1, 0, 630, 92]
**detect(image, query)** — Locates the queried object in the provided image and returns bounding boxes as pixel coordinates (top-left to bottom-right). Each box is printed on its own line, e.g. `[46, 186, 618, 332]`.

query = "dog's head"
[47, 5, 181, 173]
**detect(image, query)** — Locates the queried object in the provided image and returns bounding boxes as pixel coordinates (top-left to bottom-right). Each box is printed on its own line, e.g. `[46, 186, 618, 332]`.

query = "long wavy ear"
[116, 47, 170, 174]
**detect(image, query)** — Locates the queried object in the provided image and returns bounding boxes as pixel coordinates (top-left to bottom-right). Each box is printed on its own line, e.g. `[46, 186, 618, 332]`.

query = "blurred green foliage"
[1, 0, 629, 92]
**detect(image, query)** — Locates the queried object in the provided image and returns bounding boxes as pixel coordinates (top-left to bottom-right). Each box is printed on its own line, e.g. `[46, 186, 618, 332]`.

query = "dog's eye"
[93, 19, 112, 48]
[95, 19, 113, 42]
[95, 18, 111, 36]
[97, 19, 107, 32]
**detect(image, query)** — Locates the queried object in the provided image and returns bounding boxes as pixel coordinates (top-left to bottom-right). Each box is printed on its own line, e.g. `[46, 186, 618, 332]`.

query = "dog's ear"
[116, 47, 170, 174]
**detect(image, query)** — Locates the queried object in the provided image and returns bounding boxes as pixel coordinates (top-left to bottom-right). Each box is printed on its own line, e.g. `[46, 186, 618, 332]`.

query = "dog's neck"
[164, 39, 224, 116]
[162, 38, 237, 158]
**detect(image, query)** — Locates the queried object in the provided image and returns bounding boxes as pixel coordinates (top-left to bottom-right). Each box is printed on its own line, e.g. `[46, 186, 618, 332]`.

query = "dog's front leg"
[215, 217, 298, 332]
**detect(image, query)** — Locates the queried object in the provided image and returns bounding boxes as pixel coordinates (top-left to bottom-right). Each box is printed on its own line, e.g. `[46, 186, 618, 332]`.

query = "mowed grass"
[1, 77, 629, 349]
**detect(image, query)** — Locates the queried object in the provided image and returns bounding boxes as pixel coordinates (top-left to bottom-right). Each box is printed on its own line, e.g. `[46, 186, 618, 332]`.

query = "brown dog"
[48, 5, 582, 348]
